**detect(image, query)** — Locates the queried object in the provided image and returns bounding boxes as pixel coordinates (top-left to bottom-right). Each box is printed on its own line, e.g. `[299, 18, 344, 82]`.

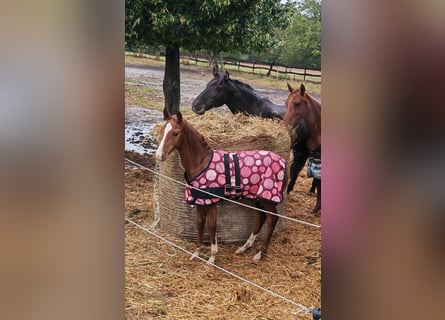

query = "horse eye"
[173, 132, 179, 136]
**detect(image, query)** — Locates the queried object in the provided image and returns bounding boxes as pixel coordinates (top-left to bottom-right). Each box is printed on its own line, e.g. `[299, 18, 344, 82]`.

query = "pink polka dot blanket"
[185, 150, 287, 206]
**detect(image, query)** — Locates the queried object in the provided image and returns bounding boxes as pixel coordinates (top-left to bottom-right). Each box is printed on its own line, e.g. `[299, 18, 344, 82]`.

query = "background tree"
[125, 0, 294, 113]
[279, 0, 321, 69]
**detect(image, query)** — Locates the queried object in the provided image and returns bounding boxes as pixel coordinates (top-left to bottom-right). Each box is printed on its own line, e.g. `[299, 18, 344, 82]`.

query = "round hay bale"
[153, 112, 291, 243]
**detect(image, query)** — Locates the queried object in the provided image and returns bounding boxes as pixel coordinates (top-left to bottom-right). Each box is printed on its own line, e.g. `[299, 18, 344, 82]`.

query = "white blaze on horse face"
[155, 123, 172, 161]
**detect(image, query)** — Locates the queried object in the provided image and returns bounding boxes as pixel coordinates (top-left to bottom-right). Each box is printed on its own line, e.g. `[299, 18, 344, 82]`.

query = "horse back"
[185, 150, 286, 205]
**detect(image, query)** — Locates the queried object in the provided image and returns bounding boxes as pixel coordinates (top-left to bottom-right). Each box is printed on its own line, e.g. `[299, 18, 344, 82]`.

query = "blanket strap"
[232, 154, 242, 197]
[223, 154, 232, 196]
[190, 186, 225, 200]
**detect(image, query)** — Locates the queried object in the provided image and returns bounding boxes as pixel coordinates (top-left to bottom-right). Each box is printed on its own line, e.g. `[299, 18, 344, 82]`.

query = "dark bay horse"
[192, 70, 318, 195]
[192, 69, 285, 119]
[284, 83, 321, 213]
[155, 109, 287, 264]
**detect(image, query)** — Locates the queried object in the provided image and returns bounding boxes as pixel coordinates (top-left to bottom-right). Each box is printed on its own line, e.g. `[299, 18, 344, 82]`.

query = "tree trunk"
[266, 57, 276, 77]
[219, 52, 224, 72]
[163, 45, 180, 114]
[209, 52, 218, 73]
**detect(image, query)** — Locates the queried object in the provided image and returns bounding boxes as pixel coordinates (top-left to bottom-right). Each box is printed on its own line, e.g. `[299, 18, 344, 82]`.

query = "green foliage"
[279, 0, 321, 69]
[125, 0, 294, 54]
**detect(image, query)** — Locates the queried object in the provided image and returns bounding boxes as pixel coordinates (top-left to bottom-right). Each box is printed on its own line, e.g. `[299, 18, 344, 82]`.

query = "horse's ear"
[300, 84, 306, 96]
[163, 108, 170, 120]
[287, 83, 294, 92]
[176, 111, 183, 123]
[213, 67, 219, 77]
[224, 70, 230, 80]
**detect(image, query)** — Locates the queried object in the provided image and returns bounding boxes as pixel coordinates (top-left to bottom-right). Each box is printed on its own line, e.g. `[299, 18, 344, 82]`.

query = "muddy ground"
[125, 61, 321, 319]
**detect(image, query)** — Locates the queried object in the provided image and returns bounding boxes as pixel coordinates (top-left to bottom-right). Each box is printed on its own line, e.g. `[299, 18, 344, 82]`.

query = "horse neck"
[305, 96, 322, 150]
[176, 122, 213, 180]
[225, 82, 264, 115]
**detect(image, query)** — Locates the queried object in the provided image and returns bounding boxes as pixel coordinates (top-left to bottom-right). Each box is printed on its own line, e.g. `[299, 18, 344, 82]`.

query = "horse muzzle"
[192, 105, 206, 115]
[155, 151, 166, 161]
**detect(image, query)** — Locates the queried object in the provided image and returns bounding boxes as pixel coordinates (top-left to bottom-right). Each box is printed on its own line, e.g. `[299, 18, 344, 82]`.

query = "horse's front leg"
[190, 206, 206, 260]
[206, 205, 218, 264]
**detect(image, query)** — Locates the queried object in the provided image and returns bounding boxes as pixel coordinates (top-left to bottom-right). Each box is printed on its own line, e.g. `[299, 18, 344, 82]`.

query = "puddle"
[125, 106, 163, 155]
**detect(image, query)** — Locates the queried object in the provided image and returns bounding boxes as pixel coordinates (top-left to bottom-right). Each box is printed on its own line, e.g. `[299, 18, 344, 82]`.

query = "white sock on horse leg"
[190, 246, 203, 260]
[208, 240, 218, 264]
[235, 233, 257, 254]
[253, 251, 262, 261]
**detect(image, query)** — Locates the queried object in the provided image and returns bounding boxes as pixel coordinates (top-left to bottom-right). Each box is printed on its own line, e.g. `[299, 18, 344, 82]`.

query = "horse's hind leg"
[190, 206, 206, 260]
[253, 200, 279, 262]
[235, 202, 266, 255]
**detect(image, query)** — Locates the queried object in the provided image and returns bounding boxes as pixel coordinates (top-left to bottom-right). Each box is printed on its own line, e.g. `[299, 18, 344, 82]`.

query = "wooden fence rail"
[126, 51, 321, 84]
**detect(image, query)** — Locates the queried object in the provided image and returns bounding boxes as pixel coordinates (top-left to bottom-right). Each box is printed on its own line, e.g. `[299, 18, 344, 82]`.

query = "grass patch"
[125, 84, 164, 110]
[125, 77, 138, 83]
[125, 54, 165, 68]
[125, 83, 198, 114]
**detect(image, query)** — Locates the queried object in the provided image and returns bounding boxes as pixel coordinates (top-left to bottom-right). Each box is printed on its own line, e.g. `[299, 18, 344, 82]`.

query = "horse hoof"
[235, 247, 244, 255]
[207, 257, 215, 265]
[253, 251, 262, 261]
[190, 253, 200, 260]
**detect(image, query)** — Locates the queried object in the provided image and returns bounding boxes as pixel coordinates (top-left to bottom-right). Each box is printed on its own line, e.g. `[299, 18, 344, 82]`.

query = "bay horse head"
[284, 83, 313, 128]
[284, 83, 321, 147]
[192, 69, 231, 115]
[155, 108, 184, 161]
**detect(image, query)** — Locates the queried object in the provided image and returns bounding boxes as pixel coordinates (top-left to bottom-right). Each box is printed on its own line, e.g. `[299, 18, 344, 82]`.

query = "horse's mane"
[231, 78, 254, 91]
[305, 92, 321, 107]
[304, 93, 322, 117]
[229, 78, 273, 103]
[182, 118, 212, 152]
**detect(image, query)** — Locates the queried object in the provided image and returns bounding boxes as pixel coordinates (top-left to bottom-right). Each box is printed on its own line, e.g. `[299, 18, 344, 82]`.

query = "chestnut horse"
[192, 69, 318, 194]
[155, 109, 287, 264]
[284, 83, 321, 213]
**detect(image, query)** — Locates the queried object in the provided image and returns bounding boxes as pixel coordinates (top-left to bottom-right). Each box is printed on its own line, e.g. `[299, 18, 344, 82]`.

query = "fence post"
[252, 61, 255, 74]
[304, 68, 307, 81]
[238, 61, 240, 72]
